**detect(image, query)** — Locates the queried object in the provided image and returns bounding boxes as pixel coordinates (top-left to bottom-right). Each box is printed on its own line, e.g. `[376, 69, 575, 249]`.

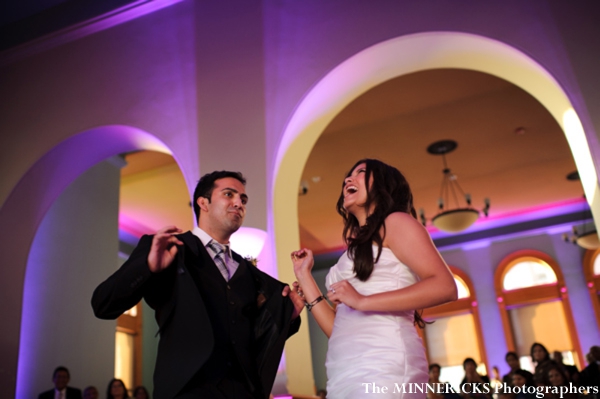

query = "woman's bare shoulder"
[384, 212, 424, 230]
[382, 212, 428, 246]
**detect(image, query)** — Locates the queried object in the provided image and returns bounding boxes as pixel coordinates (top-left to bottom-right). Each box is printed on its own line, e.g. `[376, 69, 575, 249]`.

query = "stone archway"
[0, 125, 174, 397]
[272, 31, 599, 394]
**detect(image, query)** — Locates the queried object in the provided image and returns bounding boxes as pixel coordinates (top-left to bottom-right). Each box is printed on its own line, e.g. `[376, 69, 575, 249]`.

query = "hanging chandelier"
[419, 140, 489, 233]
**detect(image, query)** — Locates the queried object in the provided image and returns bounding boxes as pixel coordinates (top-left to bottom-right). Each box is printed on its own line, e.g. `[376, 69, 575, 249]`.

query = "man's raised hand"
[147, 226, 184, 273]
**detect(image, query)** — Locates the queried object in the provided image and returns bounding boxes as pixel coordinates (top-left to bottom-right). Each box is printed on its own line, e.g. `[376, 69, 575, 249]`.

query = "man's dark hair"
[463, 357, 476, 369]
[53, 366, 70, 379]
[429, 363, 441, 372]
[505, 351, 518, 361]
[193, 171, 246, 221]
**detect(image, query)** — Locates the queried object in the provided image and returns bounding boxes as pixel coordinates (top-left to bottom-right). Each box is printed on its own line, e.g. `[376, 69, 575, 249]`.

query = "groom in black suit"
[92, 171, 303, 399]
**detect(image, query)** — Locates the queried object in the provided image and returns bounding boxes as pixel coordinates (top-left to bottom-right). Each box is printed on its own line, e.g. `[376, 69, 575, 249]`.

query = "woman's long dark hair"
[336, 159, 428, 327]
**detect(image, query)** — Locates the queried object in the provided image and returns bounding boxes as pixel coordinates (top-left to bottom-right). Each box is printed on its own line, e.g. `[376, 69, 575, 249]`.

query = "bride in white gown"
[291, 159, 458, 399]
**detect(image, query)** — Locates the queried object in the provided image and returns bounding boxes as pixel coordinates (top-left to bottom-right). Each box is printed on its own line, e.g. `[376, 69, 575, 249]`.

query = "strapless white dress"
[325, 246, 428, 398]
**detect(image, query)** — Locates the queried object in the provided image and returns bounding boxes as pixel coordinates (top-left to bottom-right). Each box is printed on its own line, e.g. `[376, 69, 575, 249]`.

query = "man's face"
[198, 177, 247, 237]
[506, 355, 520, 370]
[552, 351, 563, 363]
[532, 345, 545, 362]
[83, 387, 98, 399]
[53, 370, 69, 390]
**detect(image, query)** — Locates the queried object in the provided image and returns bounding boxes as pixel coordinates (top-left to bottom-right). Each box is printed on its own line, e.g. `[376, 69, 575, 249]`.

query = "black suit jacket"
[38, 387, 82, 399]
[92, 232, 300, 399]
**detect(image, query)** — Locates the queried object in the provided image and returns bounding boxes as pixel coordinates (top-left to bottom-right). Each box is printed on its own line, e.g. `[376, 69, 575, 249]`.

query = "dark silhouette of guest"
[511, 369, 537, 399]
[460, 358, 492, 398]
[530, 343, 557, 387]
[580, 346, 600, 398]
[552, 351, 579, 385]
[547, 364, 578, 399]
[106, 378, 129, 399]
[428, 363, 461, 399]
[83, 386, 99, 399]
[132, 386, 149, 399]
[502, 351, 533, 387]
[38, 366, 82, 399]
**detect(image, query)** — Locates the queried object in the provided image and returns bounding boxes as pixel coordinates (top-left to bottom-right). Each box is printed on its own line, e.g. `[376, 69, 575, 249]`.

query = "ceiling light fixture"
[419, 140, 489, 233]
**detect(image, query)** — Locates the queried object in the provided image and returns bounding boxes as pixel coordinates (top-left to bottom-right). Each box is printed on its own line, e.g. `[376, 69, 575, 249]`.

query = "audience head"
[428, 363, 441, 381]
[512, 369, 535, 387]
[505, 351, 520, 370]
[552, 350, 564, 363]
[107, 378, 129, 399]
[463, 357, 477, 373]
[83, 386, 99, 399]
[132, 386, 149, 399]
[548, 365, 569, 387]
[530, 342, 550, 363]
[590, 345, 600, 363]
[52, 366, 70, 390]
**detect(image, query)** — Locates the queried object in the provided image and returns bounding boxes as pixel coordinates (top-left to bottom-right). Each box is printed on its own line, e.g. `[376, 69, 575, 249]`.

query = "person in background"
[427, 363, 461, 399]
[502, 352, 533, 388]
[547, 364, 578, 399]
[511, 369, 536, 399]
[106, 378, 129, 399]
[552, 351, 579, 385]
[531, 343, 557, 387]
[38, 366, 82, 399]
[580, 346, 600, 399]
[132, 386, 149, 399]
[83, 386, 99, 399]
[460, 358, 492, 399]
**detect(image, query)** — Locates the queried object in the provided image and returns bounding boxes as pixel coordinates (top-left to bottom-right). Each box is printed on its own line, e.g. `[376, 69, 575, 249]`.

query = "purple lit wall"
[17, 159, 122, 398]
[440, 228, 597, 378]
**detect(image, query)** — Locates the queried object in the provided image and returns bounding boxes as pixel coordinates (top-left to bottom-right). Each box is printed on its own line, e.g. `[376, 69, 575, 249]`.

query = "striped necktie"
[207, 240, 231, 281]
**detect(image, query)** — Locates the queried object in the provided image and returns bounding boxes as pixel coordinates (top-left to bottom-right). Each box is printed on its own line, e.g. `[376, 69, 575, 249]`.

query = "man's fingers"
[281, 285, 291, 297]
[154, 233, 183, 247]
[156, 225, 183, 235]
[168, 244, 180, 256]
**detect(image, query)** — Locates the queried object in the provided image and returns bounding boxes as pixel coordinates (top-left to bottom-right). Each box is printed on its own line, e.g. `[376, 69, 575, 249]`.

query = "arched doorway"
[271, 32, 599, 394]
[0, 126, 185, 397]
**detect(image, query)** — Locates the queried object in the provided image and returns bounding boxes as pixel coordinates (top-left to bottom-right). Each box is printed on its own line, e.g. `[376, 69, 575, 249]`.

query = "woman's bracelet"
[305, 295, 326, 312]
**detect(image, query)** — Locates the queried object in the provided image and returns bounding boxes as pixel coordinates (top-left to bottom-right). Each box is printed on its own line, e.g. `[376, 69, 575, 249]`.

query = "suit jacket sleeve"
[91, 234, 176, 319]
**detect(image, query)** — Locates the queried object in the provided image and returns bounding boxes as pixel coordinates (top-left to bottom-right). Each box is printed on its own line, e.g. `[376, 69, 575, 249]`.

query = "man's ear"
[197, 196, 210, 212]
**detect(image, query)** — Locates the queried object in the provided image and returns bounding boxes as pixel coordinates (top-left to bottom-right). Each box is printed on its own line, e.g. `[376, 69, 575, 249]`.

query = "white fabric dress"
[325, 246, 429, 398]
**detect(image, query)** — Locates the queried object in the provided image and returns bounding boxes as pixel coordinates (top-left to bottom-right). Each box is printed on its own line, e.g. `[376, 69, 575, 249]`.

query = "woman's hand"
[328, 280, 365, 310]
[291, 248, 314, 280]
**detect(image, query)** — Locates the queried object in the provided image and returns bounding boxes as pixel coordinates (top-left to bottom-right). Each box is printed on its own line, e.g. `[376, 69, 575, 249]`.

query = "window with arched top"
[502, 258, 557, 290]
[421, 267, 486, 391]
[583, 249, 600, 331]
[495, 250, 583, 369]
